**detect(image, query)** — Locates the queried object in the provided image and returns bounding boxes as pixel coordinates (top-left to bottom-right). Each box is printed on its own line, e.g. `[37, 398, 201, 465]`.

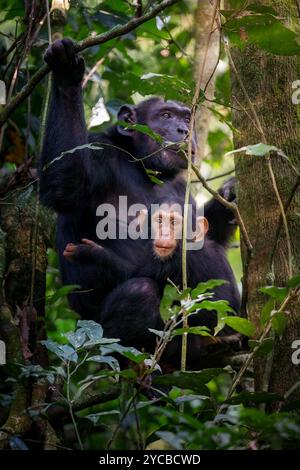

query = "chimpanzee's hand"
[63, 239, 103, 263]
[218, 177, 236, 204]
[63, 243, 81, 262]
[44, 38, 85, 88]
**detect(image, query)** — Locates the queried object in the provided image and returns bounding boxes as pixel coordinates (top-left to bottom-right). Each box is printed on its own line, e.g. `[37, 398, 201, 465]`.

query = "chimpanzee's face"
[117, 99, 197, 175]
[151, 204, 183, 259]
[137, 202, 209, 260]
[141, 100, 196, 173]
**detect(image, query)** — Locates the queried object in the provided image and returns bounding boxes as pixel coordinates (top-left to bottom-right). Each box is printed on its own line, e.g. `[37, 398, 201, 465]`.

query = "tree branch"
[0, 0, 180, 128]
[47, 385, 121, 420]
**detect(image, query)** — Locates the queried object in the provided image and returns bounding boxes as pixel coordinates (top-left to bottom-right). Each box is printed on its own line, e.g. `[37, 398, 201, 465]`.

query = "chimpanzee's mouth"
[154, 240, 176, 258]
[165, 143, 196, 157]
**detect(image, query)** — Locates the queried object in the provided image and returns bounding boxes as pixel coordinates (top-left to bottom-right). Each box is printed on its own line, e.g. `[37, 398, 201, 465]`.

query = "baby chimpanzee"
[64, 196, 241, 368]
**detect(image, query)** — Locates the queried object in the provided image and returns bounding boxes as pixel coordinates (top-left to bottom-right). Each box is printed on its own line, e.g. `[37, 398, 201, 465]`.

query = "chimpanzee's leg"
[97, 277, 164, 352]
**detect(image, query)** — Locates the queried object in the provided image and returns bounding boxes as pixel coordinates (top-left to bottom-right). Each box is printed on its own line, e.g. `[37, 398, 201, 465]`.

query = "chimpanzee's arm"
[39, 39, 91, 213]
[64, 240, 135, 286]
[204, 177, 237, 247]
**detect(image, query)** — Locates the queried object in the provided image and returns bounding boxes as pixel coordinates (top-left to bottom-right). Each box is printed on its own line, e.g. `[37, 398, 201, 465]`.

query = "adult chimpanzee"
[40, 38, 237, 355]
[63, 195, 240, 368]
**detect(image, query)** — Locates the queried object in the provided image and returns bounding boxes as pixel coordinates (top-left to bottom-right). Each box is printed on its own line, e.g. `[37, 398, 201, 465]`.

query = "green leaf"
[145, 169, 164, 186]
[65, 329, 86, 349]
[224, 316, 256, 337]
[271, 311, 287, 338]
[226, 143, 285, 157]
[48, 285, 80, 304]
[260, 286, 289, 302]
[103, 343, 147, 364]
[77, 320, 103, 345]
[248, 337, 274, 357]
[191, 279, 227, 299]
[172, 326, 212, 337]
[260, 298, 275, 326]
[225, 391, 283, 405]
[160, 285, 189, 320]
[195, 300, 234, 315]
[117, 121, 164, 144]
[154, 369, 226, 395]
[287, 275, 300, 288]
[161, 285, 187, 308]
[41, 340, 78, 363]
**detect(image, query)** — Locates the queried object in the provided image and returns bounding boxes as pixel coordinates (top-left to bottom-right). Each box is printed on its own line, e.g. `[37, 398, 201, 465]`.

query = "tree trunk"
[226, 0, 300, 399]
[0, 175, 55, 448]
[194, 0, 220, 164]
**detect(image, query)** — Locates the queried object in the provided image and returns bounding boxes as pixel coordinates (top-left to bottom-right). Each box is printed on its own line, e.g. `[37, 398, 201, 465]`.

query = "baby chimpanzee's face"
[151, 205, 183, 259]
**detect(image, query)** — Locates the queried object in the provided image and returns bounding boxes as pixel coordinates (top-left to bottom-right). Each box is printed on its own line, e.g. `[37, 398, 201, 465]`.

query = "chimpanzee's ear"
[117, 105, 137, 136]
[193, 217, 209, 242]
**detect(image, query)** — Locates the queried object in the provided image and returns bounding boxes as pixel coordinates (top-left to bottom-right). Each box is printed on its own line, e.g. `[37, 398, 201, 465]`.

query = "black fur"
[40, 39, 238, 365]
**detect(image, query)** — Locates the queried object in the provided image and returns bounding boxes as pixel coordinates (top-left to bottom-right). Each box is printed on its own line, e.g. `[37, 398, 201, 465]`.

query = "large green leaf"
[77, 320, 104, 346]
[248, 337, 274, 357]
[260, 286, 289, 302]
[41, 340, 78, 363]
[191, 279, 227, 299]
[154, 369, 226, 395]
[224, 316, 256, 337]
[260, 298, 275, 326]
[271, 311, 287, 338]
[195, 299, 234, 315]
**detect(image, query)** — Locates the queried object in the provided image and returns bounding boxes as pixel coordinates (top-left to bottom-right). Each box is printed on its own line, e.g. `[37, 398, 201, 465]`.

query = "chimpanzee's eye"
[161, 112, 172, 119]
[184, 116, 191, 123]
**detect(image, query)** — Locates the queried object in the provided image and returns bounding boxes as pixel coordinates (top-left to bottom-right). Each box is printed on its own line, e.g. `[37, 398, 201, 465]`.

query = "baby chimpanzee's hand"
[63, 239, 103, 263]
[63, 243, 78, 261]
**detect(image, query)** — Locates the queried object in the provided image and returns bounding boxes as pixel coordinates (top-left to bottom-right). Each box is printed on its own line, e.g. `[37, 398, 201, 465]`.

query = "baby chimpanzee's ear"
[193, 216, 209, 242]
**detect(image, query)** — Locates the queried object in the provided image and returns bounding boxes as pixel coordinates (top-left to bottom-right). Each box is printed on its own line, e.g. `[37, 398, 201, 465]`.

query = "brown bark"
[194, 0, 220, 164]
[226, 0, 300, 399]
[0, 178, 55, 447]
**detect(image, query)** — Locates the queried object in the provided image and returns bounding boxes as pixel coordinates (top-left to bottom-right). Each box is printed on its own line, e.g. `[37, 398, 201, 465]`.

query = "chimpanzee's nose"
[177, 126, 188, 136]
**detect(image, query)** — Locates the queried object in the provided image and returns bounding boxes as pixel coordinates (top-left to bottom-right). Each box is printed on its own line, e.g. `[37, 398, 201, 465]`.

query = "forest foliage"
[0, 0, 300, 450]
